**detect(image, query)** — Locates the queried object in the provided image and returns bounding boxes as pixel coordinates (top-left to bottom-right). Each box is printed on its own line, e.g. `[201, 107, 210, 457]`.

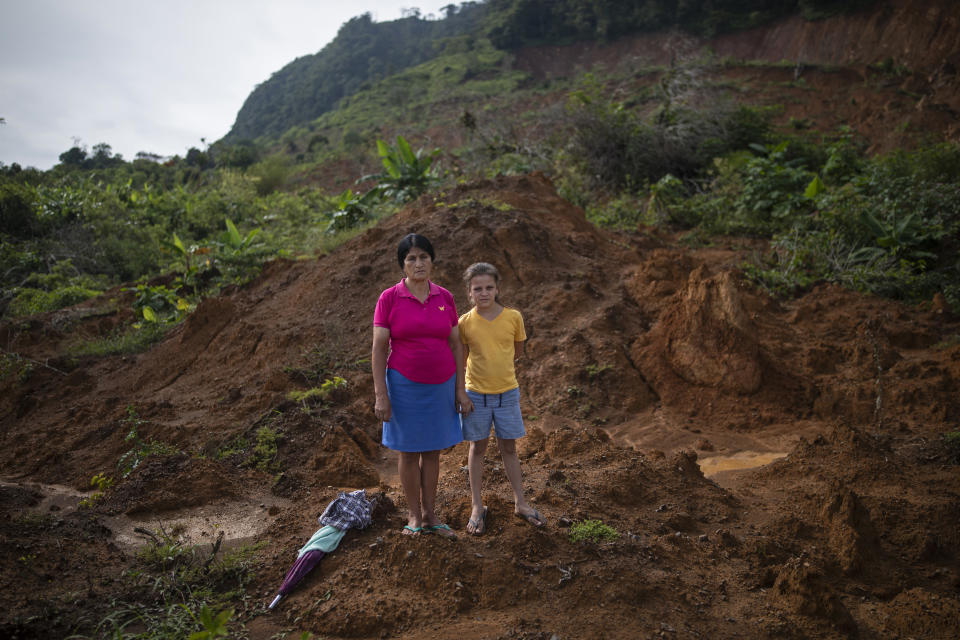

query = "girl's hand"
[456, 389, 473, 415]
[374, 394, 391, 422]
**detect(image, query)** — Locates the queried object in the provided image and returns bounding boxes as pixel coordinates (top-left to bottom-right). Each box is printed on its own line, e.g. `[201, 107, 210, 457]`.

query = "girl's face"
[403, 246, 433, 282]
[469, 274, 499, 310]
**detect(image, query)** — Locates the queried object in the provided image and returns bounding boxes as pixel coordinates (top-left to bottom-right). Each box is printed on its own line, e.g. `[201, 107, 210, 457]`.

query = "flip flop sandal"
[467, 506, 488, 536]
[424, 523, 457, 540]
[402, 525, 422, 536]
[516, 508, 546, 527]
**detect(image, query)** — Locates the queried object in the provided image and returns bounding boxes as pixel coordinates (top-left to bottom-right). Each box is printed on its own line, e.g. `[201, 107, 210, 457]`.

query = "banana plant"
[360, 136, 441, 202]
[221, 218, 262, 253]
[327, 188, 378, 233]
[854, 210, 938, 263]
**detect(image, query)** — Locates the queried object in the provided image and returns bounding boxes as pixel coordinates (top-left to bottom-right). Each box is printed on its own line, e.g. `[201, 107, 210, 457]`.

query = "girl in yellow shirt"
[459, 262, 546, 535]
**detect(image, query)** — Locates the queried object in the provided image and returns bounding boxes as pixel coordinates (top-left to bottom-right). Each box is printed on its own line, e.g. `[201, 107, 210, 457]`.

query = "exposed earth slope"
[2, 172, 959, 639]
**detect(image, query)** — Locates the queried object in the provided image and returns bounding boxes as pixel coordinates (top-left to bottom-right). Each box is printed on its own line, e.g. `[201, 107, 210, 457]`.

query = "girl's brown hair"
[463, 262, 502, 304]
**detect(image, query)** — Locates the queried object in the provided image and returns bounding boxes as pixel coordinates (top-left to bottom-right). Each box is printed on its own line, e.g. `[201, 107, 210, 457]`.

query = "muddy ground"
[2, 170, 959, 639]
[3, 2, 960, 638]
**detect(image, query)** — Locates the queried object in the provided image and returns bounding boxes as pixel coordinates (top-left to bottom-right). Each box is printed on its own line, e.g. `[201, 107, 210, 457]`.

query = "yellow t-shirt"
[459, 306, 526, 394]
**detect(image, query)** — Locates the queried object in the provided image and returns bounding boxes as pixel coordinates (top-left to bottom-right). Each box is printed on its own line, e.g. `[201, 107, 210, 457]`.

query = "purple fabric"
[278, 549, 325, 595]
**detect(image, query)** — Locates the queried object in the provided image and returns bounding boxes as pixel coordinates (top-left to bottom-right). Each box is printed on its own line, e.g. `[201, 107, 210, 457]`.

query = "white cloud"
[0, 0, 427, 169]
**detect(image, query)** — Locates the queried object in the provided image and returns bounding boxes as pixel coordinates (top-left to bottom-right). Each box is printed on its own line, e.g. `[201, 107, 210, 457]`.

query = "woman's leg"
[467, 438, 488, 533]
[418, 450, 441, 526]
[498, 438, 540, 521]
[398, 451, 423, 532]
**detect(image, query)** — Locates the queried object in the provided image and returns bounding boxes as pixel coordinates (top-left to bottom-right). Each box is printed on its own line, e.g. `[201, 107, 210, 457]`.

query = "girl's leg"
[497, 438, 540, 521]
[418, 450, 441, 526]
[467, 438, 489, 533]
[398, 451, 423, 532]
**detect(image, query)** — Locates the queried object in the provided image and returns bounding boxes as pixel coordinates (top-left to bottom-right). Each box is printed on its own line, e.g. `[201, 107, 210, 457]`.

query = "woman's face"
[403, 246, 433, 282]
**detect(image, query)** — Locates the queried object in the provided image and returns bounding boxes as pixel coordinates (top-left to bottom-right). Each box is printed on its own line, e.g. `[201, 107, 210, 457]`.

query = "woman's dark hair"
[397, 233, 435, 268]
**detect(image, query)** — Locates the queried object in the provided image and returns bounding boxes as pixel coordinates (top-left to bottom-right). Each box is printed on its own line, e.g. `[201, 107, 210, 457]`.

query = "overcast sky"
[1, 1, 440, 170]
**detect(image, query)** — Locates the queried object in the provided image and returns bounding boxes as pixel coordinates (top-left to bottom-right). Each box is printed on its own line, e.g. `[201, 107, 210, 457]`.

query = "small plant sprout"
[182, 603, 233, 639]
[568, 519, 620, 544]
[286, 376, 348, 410]
[584, 363, 612, 380]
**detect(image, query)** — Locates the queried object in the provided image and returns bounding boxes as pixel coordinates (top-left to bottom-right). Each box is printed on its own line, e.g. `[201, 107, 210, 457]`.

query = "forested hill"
[224, 5, 485, 141]
[223, 0, 877, 144]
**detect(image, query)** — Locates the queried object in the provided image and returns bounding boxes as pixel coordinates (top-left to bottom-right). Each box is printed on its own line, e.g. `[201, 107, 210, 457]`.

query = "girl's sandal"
[402, 525, 422, 536]
[516, 508, 546, 527]
[467, 506, 488, 536]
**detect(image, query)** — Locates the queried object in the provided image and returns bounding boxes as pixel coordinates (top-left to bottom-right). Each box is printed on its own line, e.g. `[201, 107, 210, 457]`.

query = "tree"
[59, 146, 87, 166]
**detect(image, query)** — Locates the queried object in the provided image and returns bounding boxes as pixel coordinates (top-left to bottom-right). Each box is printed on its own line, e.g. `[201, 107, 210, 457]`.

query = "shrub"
[67, 322, 170, 358]
[945, 431, 960, 464]
[7, 285, 100, 317]
[568, 518, 619, 543]
[0, 180, 39, 238]
[361, 136, 441, 202]
[562, 69, 771, 193]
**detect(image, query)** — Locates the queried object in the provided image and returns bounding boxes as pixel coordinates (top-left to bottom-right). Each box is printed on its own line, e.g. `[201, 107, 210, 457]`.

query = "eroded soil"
[3, 2, 960, 638]
[2, 170, 958, 639]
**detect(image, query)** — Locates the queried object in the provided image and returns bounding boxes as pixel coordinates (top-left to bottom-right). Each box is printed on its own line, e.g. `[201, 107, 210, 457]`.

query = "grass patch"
[73, 525, 263, 639]
[945, 431, 960, 464]
[568, 518, 619, 543]
[67, 322, 171, 358]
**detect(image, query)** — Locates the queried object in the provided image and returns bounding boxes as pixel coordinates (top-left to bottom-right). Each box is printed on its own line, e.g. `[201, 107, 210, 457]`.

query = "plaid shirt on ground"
[318, 489, 373, 530]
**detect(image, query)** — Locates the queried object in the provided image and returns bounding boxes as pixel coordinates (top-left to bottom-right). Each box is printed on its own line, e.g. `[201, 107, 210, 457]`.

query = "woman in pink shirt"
[372, 234, 472, 538]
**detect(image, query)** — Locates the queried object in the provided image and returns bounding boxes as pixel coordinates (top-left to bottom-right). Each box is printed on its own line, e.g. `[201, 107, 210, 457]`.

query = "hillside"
[2, 2, 960, 639]
[225, 0, 959, 173]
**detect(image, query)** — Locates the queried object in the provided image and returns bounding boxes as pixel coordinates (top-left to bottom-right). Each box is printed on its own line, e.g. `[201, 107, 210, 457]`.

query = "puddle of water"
[2, 478, 290, 549]
[697, 451, 788, 477]
[0, 479, 93, 511]
[103, 497, 291, 549]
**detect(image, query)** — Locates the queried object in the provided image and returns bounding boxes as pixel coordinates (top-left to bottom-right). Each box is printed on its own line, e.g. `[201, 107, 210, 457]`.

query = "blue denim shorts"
[461, 387, 525, 441]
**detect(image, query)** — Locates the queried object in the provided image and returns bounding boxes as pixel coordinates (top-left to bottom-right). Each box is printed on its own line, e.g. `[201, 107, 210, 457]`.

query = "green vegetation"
[0, 350, 34, 383]
[1, 142, 397, 328]
[945, 430, 960, 464]
[569, 518, 620, 543]
[363, 136, 441, 202]
[74, 524, 259, 639]
[216, 425, 284, 473]
[226, 1, 874, 145]
[79, 472, 115, 508]
[117, 407, 180, 477]
[286, 376, 349, 410]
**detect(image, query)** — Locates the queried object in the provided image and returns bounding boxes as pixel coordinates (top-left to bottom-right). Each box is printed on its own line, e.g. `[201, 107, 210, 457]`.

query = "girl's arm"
[372, 326, 391, 421]
[449, 326, 473, 415]
[514, 341, 525, 359]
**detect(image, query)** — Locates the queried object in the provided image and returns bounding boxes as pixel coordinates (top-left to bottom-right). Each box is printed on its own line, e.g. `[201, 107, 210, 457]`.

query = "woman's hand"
[374, 393, 391, 422]
[456, 389, 473, 415]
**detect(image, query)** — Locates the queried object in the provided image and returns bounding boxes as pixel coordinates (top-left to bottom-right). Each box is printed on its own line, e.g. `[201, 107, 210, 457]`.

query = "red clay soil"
[2, 171, 959, 639]
[4, 3, 960, 638]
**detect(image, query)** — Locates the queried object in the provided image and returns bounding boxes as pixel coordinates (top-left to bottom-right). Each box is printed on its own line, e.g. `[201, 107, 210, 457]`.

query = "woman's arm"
[372, 326, 391, 421]
[449, 326, 473, 414]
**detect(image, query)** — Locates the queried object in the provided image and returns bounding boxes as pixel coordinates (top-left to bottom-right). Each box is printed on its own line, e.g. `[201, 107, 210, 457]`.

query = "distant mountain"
[222, 0, 878, 144]
[223, 5, 486, 142]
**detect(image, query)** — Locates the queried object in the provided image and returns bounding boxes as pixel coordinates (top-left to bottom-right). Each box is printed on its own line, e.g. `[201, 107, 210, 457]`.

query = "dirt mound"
[637, 266, 764, 394]
[2, 171, 960, 638]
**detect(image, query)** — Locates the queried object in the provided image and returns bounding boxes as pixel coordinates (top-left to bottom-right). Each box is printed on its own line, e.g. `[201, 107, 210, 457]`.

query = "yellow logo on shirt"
[438, 306, 445, 311]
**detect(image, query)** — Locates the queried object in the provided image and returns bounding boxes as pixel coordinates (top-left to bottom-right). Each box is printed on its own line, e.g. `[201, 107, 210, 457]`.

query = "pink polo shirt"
[373, 280, 459, 384]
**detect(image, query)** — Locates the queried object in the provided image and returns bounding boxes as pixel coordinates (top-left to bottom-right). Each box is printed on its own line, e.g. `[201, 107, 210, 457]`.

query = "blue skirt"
[382, 369, 463, 452]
